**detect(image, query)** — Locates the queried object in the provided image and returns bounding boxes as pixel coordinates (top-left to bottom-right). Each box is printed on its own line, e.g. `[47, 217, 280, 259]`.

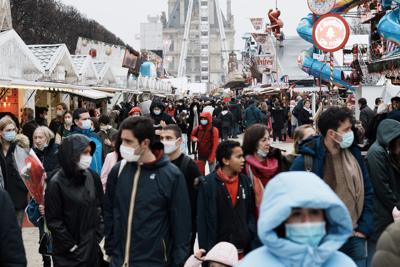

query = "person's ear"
[176, 137, 183, 145]
[141, 139, 151, 150]
[74, 119, 79, 125]
[222, 157, 230, 166]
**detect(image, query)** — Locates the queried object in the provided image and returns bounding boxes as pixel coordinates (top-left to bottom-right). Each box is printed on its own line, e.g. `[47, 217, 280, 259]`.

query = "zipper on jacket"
[162, 239, 168, 263]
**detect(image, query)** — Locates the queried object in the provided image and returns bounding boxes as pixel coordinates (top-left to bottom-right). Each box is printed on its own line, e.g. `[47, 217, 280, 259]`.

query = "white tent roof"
[0, 29, 44, 79]
[71, 55, 99, 83]
[28, 44, 78, 80]
[93, 61, 116, 84]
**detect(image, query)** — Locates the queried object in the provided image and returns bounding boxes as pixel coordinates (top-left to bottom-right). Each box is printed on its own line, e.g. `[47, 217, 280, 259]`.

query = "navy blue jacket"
[197, 171, 258, 253]
[290, 135, 374, 237]
[104, 150, 191, 267]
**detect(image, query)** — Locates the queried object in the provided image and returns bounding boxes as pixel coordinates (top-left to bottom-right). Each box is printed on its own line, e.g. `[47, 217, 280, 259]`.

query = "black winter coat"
[33, 140, 60, 178]
[271, 107, 286, 129]
[104, 152, 192, 267]
[297, 108, 313, 126]
[197, 172, 258, 254]
[367, 119, 400, 241]
[45, 169, 104, 267]
[0, 188, 27, 266]
[0, 143, 28, 210]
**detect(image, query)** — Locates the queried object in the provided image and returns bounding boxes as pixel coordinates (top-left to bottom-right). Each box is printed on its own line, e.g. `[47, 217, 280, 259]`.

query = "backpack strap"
[304, 155, 313, 172]
[179, 155, 191, 176]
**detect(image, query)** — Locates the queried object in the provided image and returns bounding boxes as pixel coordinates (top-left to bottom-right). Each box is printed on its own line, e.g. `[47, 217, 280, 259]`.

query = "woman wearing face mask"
[150, 99, 176, 137]
[243, 124, 285, 217]
[0, 116, 28, 227]
[237, 172, 356, 267]
[32, 126, 59, 267]
[55, 111, 73, 144]
[45, 134, 104, 267]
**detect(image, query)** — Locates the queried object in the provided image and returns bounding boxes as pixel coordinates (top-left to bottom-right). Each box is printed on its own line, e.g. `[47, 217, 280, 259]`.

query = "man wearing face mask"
[71, 108, 103, 175]
[104, 116, 191, 267]
[290, 107, 374, 267]
[191, 112, 219, 175]
[49, 103, 68, 135]
[160, 125, 201, 249]
[150, 99, 176, 136]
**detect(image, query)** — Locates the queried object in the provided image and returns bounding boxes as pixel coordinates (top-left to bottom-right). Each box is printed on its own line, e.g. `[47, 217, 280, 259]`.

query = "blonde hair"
[15, 134, 30, 149]
[33, 126, 55, 144]
[0, 116, 16, 131]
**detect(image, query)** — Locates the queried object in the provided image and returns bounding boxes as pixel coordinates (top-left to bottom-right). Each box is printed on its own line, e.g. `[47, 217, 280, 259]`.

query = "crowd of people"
[0, 93, 399, 267]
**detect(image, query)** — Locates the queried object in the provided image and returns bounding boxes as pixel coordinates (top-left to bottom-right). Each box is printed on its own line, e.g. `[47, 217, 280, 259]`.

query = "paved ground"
[23, 136, 294, 266]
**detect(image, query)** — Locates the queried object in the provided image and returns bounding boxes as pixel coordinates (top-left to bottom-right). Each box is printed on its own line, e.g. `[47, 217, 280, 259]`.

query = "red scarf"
[245, 155, 279, 218]
[216, 168, 239, 206]
[245, 155, 279, 187]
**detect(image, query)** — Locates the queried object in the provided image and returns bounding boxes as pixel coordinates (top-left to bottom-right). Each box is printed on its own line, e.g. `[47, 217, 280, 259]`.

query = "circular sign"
[307, 0, 336, 15]
[312, 14, 350, 52]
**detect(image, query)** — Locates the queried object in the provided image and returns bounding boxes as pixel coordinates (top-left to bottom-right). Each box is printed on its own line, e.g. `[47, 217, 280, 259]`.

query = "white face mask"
[162, 140, 178, 155]
[120, 144, 141, 162]
[80, 119, 92, 130]
[78, 155, 92, 170]
[56, 110, 64, 117]
[64, 118, 73, 126]
[257, 148, 268, 158]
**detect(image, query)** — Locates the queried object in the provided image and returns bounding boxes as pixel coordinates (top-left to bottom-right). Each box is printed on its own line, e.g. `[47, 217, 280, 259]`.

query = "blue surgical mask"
[3, 131, 16, 142]
[337, 130, 354, 149]
[285, 222, 326, 247]
[153, 109, 161, 116]
[80, 119, 92, 130]
[200, 119, 208, 126]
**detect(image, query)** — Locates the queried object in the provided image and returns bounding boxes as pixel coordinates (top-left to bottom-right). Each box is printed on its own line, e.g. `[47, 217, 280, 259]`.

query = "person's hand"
[39, 204, 45, 216]
[353, 231, 366, 238]
[104, 139, 112, 146]
[393, 206, 400, 221]
[194, 249, 206, 261]
[192, 137, 198, 142]
[160, 120, 167, 128]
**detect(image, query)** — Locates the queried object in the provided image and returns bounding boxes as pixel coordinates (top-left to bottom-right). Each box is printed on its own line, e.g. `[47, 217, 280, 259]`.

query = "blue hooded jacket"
[71, 126, 103, 175]
[290, 135, 374, 237]
[237, 172, 356, 267]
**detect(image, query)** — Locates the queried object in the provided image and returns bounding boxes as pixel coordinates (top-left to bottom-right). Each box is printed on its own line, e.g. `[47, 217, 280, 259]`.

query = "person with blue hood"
[71, 108, 102, 175]
[237, 171, 356, 267]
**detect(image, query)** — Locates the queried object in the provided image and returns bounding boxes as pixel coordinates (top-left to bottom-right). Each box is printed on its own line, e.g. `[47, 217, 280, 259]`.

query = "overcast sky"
[61, 0, 309, 49]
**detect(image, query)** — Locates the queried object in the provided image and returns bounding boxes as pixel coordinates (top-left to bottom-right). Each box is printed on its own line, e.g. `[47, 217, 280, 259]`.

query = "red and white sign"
[250, 18, 264, 31]
[312, 14, 350, 52]
[254, 55, 274, 70]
